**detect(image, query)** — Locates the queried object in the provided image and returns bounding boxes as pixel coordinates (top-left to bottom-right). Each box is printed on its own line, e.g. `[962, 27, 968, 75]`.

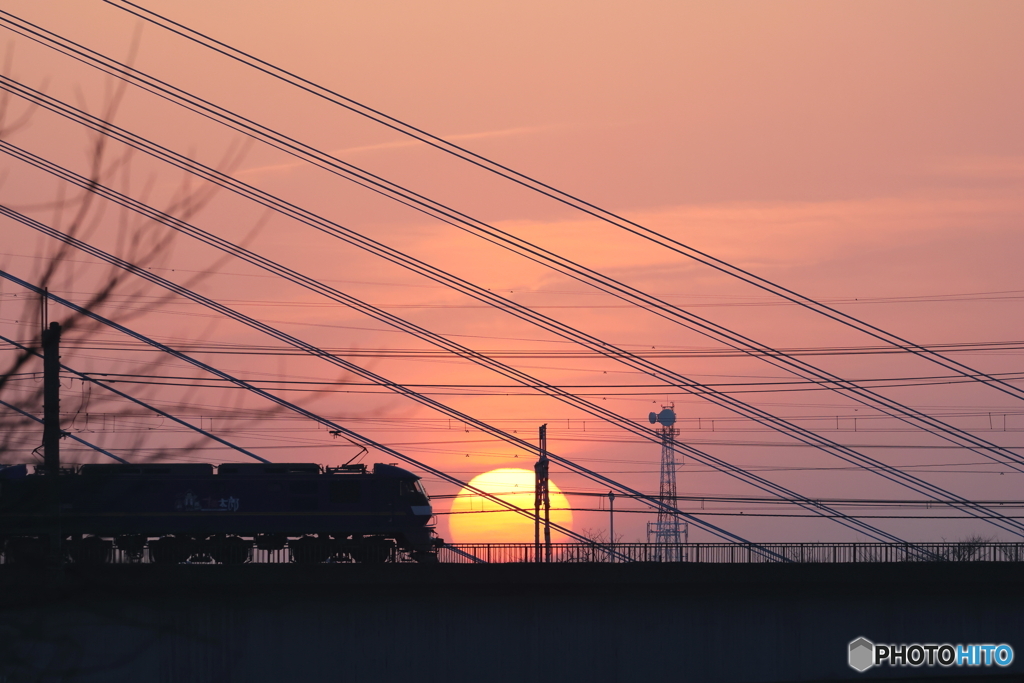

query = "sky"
[0, 0, 1022, 545]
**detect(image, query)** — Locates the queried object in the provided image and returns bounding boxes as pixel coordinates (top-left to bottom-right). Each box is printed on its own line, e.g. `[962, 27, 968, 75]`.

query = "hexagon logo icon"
[849, 637, 874, 672]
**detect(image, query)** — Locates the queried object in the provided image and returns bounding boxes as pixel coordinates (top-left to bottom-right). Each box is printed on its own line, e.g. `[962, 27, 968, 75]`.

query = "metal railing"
[3, 541, 1023, 566]
[437, 542, 1024, 564]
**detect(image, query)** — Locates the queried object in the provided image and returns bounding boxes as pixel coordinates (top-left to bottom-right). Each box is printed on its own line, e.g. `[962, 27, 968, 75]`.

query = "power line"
[98, 0, 1024, 407]
[0, 90, 1009, 540]
[6, 368, 1021, 397]
[0, 140, 921, 543]
[0, 273, 788, 555]
[2, 24, 1020, 514]
[6, 14, 1019, 477]
[0, 397, 128, 463]
[5, 271, 1024, 307]
[0, 197, 913, 544]
[5, 332, 1024, 359]
[2, 18, 1015, 544]
[0, 333, 268, 463]
[438, 508, 1024, 520]
[1, 273, 657, 556]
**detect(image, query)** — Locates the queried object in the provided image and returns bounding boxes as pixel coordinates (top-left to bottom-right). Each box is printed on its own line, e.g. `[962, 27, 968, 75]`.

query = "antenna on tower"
[646, 405, 687, 559]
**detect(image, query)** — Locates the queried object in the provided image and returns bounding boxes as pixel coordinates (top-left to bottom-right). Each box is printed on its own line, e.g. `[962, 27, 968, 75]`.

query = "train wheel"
[210, 536, 252, 565]
[115, 535, 147, 562]
[70, 536, 113, 565]
[254, 533, 286, 551]
[150, 536, 194, 564]
[350, 537, 396, 564]
[289, 536, 336, 564]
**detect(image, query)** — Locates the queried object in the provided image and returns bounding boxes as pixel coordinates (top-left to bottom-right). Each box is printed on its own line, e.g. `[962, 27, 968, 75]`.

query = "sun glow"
[447, 468, 573, 544]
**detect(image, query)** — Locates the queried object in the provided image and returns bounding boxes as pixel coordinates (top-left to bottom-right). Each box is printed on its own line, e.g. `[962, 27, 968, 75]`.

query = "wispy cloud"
[234, 124, 554, 179]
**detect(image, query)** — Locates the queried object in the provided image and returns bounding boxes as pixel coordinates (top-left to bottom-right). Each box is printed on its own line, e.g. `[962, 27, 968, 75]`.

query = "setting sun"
[447, 468, 573, 544]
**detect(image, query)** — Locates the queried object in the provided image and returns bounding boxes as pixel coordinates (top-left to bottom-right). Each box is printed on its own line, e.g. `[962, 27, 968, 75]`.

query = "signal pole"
[534, 424, 551, 562]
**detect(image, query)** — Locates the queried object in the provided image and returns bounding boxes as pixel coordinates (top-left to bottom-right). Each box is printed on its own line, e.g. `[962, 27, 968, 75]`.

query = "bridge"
[2, 558, 1022, 683]
[4, 542, 1021, 681]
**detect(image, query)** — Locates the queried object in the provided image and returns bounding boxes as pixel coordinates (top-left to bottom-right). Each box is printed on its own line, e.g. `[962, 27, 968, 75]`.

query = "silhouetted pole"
[534, 424, 550, 562]
[609, 491, 615, 551]
[42, 319, 63, 566]
[42, 321, 62, 475]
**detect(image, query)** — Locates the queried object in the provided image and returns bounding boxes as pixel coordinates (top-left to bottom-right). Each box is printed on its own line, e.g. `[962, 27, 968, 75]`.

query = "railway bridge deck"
[1, 554, 1021, 682]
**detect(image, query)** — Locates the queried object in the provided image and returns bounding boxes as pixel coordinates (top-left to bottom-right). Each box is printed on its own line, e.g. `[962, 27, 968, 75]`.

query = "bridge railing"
[437, 542, 1024, 564]
[5, 541, 1024, 565]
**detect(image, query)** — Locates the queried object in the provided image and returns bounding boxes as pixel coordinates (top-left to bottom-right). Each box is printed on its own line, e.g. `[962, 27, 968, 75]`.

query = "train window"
[400, 480, 428, 505]
[289, 481, 317, 496]
[329, 480, 361, 504]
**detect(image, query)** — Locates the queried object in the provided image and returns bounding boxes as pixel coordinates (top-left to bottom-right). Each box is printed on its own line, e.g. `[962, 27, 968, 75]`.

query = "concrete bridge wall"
[1, 563, 1021, 683]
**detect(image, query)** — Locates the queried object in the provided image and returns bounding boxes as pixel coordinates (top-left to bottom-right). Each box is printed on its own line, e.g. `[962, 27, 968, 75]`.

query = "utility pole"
[42, 321, 62, 475]
[534, 424, 551, 562]
[42, 317, 63, 566]
[608, 490, 616, 561]
[608, 491, 615, 546]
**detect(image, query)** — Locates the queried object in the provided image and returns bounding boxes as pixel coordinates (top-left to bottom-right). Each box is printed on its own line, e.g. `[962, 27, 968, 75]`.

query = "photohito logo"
[848, 637, 1014, 672]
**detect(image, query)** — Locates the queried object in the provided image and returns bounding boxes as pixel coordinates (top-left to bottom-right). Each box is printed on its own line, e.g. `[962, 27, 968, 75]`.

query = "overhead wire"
[0, 17, 1011, 544]
[0, 272, 662, 559]
[1, 20, 1020, 504]
[0, 333, 268, 462]
[7, 368, 1021, 397]
[99, 0, 1024, 406]
[0, 396, 129, 463]
[4, 13, 1019, 473]
[0, 86, 1019, 542]
[0, 168, 923, 545]
[0, 211, 904, 548]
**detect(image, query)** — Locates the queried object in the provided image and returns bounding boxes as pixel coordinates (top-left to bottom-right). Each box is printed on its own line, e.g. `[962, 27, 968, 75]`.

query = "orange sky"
[1, 1, 1022, 544]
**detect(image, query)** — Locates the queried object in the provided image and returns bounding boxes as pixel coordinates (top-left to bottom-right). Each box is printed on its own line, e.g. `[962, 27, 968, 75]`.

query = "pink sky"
[1, 1, 1022, 544]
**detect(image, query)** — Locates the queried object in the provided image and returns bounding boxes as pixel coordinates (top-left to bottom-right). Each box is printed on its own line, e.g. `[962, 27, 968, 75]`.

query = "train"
[0, 460, 441, 565]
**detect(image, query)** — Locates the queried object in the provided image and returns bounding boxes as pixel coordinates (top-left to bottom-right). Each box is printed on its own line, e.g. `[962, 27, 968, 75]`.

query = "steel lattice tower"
[648, 406, 686, 559]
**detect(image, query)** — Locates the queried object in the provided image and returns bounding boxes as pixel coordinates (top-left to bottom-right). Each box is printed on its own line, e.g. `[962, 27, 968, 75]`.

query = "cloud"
[233, 124, 555, 180]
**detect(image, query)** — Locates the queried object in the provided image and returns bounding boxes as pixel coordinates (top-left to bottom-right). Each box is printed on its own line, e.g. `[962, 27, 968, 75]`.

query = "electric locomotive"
[0, 460, 440, 565]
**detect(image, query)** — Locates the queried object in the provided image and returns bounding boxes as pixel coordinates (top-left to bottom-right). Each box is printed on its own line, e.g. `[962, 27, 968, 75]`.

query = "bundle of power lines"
[0, 2, 1022, 552]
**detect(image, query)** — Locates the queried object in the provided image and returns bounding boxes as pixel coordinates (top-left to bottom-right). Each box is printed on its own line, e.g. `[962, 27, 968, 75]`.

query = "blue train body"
[0, 461, 439, 564]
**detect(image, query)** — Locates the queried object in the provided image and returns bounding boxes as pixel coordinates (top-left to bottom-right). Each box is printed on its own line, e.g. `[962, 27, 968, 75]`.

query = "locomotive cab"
[370, 463, 433, 518]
